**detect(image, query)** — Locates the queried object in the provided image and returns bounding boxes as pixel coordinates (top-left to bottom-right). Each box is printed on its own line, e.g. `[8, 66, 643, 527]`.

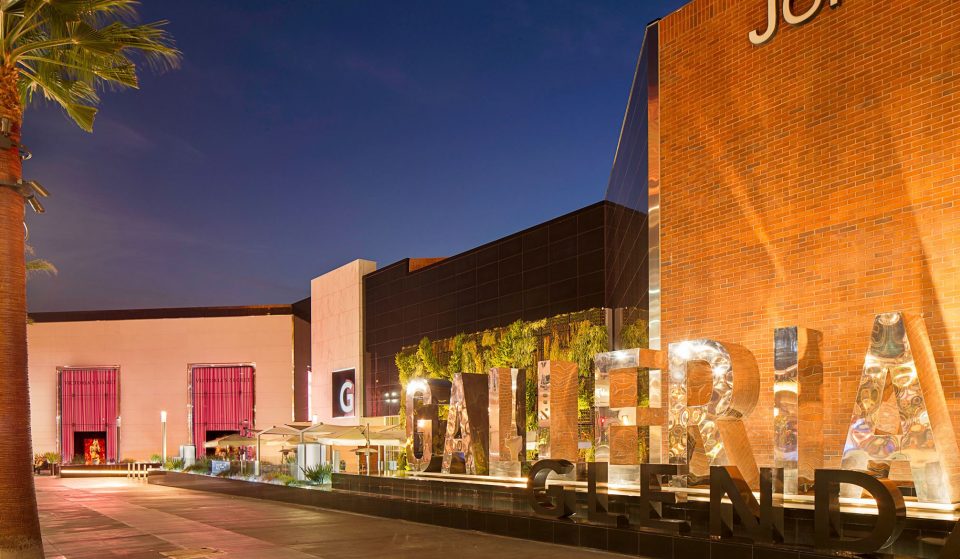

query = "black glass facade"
[605, 23, 658, 214]
[605, 22, 659, 349]
[363, 201, 647, 417]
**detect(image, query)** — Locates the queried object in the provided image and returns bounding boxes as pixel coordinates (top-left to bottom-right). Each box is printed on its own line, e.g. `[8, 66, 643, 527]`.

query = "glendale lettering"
[526, 465, 960, 557]
[750, 0, 842, 45]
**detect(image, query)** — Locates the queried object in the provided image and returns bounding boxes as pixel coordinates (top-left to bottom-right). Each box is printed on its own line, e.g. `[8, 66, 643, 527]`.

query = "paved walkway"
[37, 477, 617, 559]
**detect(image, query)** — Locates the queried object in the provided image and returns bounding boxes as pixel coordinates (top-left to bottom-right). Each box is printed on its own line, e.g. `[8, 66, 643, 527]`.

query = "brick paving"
[36, 477, 617, 558]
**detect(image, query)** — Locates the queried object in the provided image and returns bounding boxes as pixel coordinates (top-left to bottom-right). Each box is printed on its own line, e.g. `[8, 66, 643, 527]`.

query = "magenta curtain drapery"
[191, 365, 254, 457]
[60, 368, 119, 463]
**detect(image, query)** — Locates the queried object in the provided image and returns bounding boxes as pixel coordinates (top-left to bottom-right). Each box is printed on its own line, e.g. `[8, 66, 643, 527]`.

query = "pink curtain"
[191, 366, 254, 457]
[60, 368, 119, 463]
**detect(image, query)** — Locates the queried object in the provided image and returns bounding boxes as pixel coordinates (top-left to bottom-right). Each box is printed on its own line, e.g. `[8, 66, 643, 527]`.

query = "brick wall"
[658, 0, 960, 469]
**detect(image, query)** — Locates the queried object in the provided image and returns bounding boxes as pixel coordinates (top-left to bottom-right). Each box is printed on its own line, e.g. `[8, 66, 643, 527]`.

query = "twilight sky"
[24, 0, 686, 312]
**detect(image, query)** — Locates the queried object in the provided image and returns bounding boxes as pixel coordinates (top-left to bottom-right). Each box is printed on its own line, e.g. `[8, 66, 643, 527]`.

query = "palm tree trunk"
[0, 65, 43, 558]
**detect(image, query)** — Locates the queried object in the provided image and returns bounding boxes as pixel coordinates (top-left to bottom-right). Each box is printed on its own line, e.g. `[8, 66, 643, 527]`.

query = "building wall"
[605, 203, 649, 318]
[311, 259, 376, 425]
[363, 203, 613, 417]
[658, 0, 960, 468]
[27, 314, 297, 461]
[293, 315, 311, 422]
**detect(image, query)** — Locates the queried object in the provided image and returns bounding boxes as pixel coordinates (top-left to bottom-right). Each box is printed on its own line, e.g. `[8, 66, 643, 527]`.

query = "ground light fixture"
[0, 114, 45, 212]
[0, 179, 49, 213]
[0, 115, 34, 159]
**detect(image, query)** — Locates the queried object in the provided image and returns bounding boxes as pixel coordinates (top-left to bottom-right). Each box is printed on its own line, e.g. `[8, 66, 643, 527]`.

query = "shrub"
[303, 463, 333, 485]
[43, 452, 61, 464]
[258, 471, 303, 486]
[272, 473, 297, 485]
[185, 457, 211, 474]
[164, 457, 185, 471]
[71, 455, 85, 465]
[149, 454, 163, 464]
[261, 471, 285, 482]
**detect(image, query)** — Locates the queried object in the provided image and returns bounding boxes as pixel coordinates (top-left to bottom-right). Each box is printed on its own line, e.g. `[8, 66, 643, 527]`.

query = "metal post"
[364, 423, 371, 475]
[116, 415, 121, 463]
[160, 410, 167, 461]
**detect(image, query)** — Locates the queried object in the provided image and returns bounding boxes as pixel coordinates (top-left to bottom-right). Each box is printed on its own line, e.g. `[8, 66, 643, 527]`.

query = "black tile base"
[580, 524, 607, 550]
[151, 472, 947, 559]
[637, 531, 674, 559]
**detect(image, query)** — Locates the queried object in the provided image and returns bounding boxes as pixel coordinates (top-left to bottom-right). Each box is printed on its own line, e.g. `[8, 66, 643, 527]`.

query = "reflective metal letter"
[442, 373, 489, 475]
[537, 360, 579, 461]
[668, 340, 761, 487]
[528, 459, 575, 519]
[405, 378, 451, 472]
[594, 349, 665, 476]
[488, 367, 526, 477]
[774, 327, 824, 494]
[814, 468, 905, 553]
[841, 312, 960, 504]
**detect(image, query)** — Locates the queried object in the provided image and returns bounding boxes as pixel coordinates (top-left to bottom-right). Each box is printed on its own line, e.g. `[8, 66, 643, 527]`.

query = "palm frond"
[24, 245, 57, 278]
[19, 63, 99, 130]
[1, 0, 180, 130]
[26, 257, 57, 277]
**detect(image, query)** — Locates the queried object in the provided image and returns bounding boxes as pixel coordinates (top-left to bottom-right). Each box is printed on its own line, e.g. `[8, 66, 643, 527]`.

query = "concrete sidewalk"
[36, 477, 617, 559]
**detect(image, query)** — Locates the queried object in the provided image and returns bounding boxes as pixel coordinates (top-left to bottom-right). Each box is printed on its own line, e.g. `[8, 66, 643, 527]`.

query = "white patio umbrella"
[313, 425, 403, 451]
[204, 433, 257, 448]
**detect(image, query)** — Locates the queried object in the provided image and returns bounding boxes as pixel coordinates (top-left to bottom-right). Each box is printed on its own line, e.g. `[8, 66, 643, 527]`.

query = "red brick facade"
[658, 0, 960, 469]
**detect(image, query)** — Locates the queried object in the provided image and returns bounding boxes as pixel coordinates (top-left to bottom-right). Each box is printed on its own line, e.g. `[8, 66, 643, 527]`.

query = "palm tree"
[0, 2, 178, 556]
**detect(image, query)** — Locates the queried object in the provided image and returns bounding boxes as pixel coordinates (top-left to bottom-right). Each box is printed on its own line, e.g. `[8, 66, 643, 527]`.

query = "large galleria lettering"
[405, 311, 960, 555]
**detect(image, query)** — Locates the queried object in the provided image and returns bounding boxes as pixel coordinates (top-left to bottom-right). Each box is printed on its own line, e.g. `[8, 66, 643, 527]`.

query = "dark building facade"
[362, 201, 647, 417]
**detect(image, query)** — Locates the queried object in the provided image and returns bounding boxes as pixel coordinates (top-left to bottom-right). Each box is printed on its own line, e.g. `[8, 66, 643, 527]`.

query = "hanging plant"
[447, 334, 465, 375]
[395, 350, 424, 387]
[569, 321, 609, 374]
[620, 318, 649, 349]
[487, 319, 542, 369]
[462, 339, 484, 373]
[395, 338, 443, 427]
[526, 372, 538, 432]
[418, 337, 448, 379]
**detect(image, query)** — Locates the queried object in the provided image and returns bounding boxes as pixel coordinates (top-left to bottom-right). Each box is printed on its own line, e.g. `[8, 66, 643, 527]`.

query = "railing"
[58, 462, 161, 479]
[126, 462, 151, 481]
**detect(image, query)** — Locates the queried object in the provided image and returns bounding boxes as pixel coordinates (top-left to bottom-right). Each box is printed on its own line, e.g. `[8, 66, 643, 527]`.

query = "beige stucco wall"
[27, 314, 297, 461]
[311, 259, 376, 425]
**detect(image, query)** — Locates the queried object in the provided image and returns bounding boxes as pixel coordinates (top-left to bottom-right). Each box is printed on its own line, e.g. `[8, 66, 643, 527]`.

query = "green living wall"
[395, 308, 650, 464]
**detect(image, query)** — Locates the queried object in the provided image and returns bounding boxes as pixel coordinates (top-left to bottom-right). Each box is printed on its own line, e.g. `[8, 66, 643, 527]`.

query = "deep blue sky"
[24, 0, 686, 312]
